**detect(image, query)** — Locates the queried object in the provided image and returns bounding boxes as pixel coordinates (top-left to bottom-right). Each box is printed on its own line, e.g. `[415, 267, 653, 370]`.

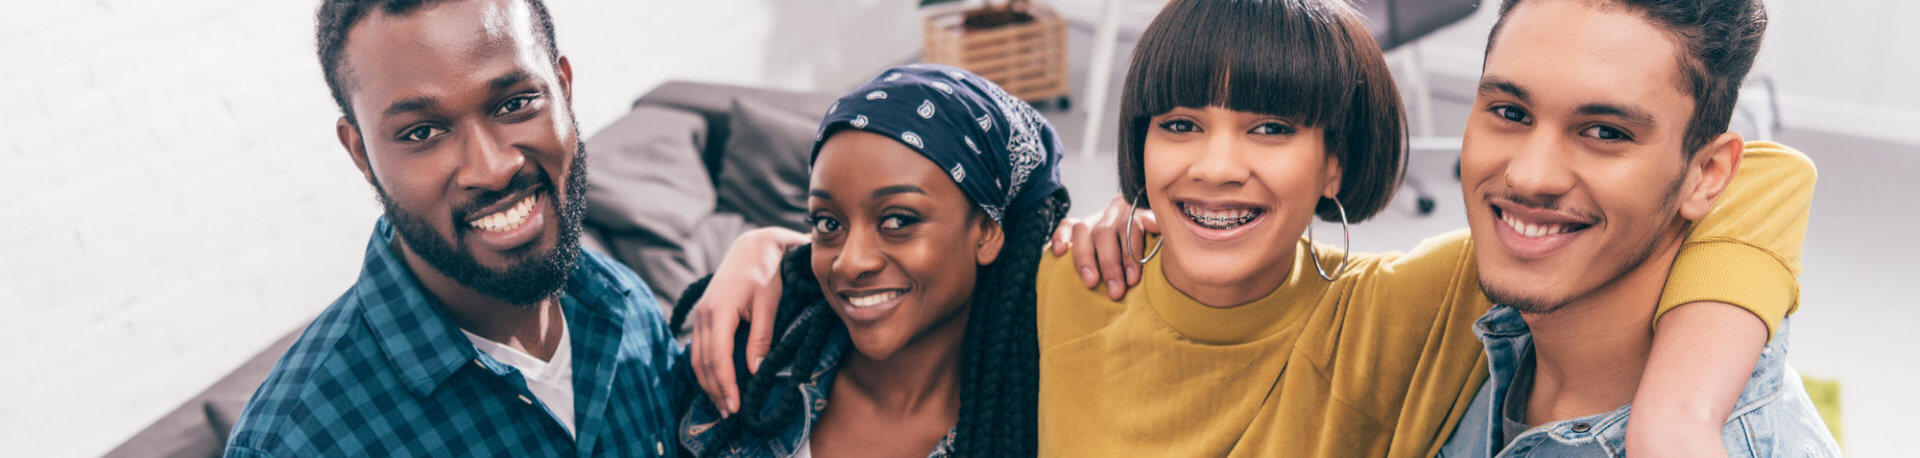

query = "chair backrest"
[1353, 0, 1481, 51]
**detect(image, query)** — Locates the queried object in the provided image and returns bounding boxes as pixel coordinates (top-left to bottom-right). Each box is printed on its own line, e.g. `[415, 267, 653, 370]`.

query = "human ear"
[1678, 132, 1745, 220]
[972, 212, 1006, 266]
[555, 55, 573, 104]
[1320, 152, 1344, 199]
[337, 117, 377, 187]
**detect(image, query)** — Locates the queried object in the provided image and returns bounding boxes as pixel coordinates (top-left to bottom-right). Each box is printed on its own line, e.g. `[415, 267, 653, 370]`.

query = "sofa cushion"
[583, 104, 713, 245]
[105, 329, 302, 457]
[605, 212, 753, 308]
[715, 97, 817, 231]
[631, 81, 840, 177]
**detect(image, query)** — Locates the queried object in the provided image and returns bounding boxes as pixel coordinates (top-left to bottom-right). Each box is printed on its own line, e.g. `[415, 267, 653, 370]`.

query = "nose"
[831, 226, 886, 283]
[1502, 131, 1575, 199]
[453, 123, 523, 192]
[1187, 130, 1251, 186]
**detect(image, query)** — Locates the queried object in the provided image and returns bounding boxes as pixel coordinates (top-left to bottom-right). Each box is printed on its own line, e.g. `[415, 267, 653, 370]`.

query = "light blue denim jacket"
[678, 324, 955, 458]
[1438, 306, 1840, 457]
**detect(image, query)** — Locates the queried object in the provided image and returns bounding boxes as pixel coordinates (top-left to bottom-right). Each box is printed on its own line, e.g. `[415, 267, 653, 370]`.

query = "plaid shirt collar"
[228, 217, 685, 456]
[352, 217, 635, 447]
[352, 218, 474, 396]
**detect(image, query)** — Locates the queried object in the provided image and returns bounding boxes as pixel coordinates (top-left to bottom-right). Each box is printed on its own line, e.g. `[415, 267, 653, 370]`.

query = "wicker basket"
[922, 3, 1071, 107]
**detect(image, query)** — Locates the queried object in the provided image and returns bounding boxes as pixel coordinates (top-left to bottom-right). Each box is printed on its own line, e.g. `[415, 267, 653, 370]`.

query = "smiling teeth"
[1182, 204, 1260, 229]
[1500, 211, 1572, 238]
[470, 195, 537, 233]
[846, 290, 902, 308]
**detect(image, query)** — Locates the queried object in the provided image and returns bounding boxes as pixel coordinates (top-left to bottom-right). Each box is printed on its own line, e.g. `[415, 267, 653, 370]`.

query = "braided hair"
[672, 189, 1069, 457]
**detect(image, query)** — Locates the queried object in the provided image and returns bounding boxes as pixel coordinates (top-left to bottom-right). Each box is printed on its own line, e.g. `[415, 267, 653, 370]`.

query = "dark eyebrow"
[871, 184, 927, 200]
[488, 70, 531, 92]
[1477, 78, 1530, 103]
[809, 184, 928, 201]
[379, 71, 533, 119]
[382, 96, 439, 117]
[1575, 103, 1657, 129]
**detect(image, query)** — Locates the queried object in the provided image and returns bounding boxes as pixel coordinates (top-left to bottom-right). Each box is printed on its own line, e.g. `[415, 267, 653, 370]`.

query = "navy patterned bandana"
[811, 64, 1064, 223]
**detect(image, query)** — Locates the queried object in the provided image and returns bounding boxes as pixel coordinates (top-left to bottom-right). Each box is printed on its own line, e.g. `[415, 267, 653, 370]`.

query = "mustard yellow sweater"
[1034, 142, 1813, 456]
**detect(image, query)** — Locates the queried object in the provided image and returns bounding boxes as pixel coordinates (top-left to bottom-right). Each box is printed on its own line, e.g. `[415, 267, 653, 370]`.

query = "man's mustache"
[450, 166, 551, 223]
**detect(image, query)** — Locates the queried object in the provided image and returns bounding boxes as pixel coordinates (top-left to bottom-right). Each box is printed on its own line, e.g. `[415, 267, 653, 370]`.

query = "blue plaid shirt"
[226, 218, 691, 457]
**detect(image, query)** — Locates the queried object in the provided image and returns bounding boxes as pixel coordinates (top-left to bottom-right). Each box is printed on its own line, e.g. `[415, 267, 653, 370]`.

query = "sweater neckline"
[1141, 237, 1329, 345]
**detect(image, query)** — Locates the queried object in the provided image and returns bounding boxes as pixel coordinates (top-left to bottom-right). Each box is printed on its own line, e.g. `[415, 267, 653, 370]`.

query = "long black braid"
[672, 190, 1069, 457]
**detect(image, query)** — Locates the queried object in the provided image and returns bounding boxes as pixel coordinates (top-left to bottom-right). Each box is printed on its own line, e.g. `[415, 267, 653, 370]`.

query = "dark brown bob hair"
[1117, 0, 1407, 222]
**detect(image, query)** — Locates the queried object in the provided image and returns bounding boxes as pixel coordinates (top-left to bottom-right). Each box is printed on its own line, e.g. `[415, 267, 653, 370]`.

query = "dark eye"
[1491, 106, 1531, 124]
[810, 214, 842, 235]
[1581, 125, 1631, 141]
[879, 214, 919, 231]
[493, 95, 535, 116]
[400, 125, 447, 142]
[1157, 119, 1199, 133]
[1249, 121, 1296, 136]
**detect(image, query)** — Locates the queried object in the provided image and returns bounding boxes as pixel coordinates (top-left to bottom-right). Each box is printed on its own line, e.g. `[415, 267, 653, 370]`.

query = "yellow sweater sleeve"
[1655, 141, 1816, 338]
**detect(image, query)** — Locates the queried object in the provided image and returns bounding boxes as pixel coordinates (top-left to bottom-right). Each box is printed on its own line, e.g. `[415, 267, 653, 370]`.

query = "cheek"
[1138, 141, 1190, 217]
[1257, 150, 1329, 200]
[905, 231, 982, 307]
[1590, 161, 1685, 222]
[811, 247, 835, 286]
[371, 151, 455, 213]
[1140, 139, 1186, 190]
[506, 122, 574, 174]
[1458, 134, 1507, 190]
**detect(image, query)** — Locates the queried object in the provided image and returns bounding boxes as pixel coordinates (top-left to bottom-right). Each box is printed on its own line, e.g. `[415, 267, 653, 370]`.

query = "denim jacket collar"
[681, 324, 957, 457]
[1455, 305, 1824, 457]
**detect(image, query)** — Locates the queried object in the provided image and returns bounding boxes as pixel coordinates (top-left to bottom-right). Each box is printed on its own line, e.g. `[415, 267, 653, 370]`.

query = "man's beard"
[376, 141, 590, 305]
[1480, 169, 1688, 315]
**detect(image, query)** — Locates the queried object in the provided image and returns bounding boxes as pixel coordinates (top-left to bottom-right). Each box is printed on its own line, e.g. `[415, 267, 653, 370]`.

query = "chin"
[1166, 237, 1286, 281]
[1473, 248, 1568, 315]
[1179, 255, 1263, 284]
[1479, 275, 1576, 315]
[844, 329, 908, 362]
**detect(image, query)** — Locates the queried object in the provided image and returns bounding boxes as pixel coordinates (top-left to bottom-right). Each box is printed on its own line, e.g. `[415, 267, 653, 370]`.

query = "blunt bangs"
[1117, 0, 1407, 222]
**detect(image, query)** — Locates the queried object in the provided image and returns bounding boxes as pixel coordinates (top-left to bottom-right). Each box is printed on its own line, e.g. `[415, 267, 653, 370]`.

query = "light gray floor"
[1028, 18, 1919, 456]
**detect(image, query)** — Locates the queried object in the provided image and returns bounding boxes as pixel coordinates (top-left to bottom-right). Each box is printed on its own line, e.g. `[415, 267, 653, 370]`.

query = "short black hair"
[315, 0, 559, 124]
[1487, 0, 1768, 157]
[1117, 0, 1407, 222]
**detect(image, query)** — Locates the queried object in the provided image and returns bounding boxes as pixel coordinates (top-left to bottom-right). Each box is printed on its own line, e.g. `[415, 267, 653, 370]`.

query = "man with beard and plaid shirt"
[225, 0, 689, 456]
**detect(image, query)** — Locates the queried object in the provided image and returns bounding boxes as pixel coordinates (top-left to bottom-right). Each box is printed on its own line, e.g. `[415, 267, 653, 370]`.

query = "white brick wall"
[0, 1, 918, 456]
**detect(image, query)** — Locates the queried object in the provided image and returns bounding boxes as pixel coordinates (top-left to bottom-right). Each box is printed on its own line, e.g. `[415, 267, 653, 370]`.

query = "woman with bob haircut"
[684, 0, 1807, 455]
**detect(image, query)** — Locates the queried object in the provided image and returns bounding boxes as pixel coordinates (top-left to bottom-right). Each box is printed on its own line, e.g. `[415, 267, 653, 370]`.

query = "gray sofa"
[578, 81, 839, 311]
[107, 81, 834, 457]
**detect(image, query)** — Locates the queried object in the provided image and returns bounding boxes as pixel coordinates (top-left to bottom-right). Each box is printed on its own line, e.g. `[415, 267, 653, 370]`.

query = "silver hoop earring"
[1123, 190, 1164, 264]
[1306, 198, 1351, 281]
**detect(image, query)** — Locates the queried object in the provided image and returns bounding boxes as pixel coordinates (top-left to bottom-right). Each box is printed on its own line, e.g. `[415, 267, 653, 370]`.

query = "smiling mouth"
[468, 193, 540, 233]
[1492, 205, 1593, 238]
[843, 289, 907, 309]
[1178, 201, 1266, 230]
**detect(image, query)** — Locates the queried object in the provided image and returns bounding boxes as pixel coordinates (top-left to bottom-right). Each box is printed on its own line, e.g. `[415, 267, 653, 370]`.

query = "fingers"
[1050, 217, 1079, 256]
[743, 274, 782, 376]
[1069, 220, 1100, 288]
[708, 309, 741, 417]
[1090, 204, 1128, 300]
[690, 306, 729, 418]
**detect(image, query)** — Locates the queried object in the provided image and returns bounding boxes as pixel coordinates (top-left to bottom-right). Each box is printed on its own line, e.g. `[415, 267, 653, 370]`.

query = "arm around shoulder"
[1657, 140, 1815, 337]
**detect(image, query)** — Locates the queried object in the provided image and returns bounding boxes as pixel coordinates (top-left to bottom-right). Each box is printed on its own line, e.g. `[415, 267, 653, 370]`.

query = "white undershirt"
[462, 318, 576, 437]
